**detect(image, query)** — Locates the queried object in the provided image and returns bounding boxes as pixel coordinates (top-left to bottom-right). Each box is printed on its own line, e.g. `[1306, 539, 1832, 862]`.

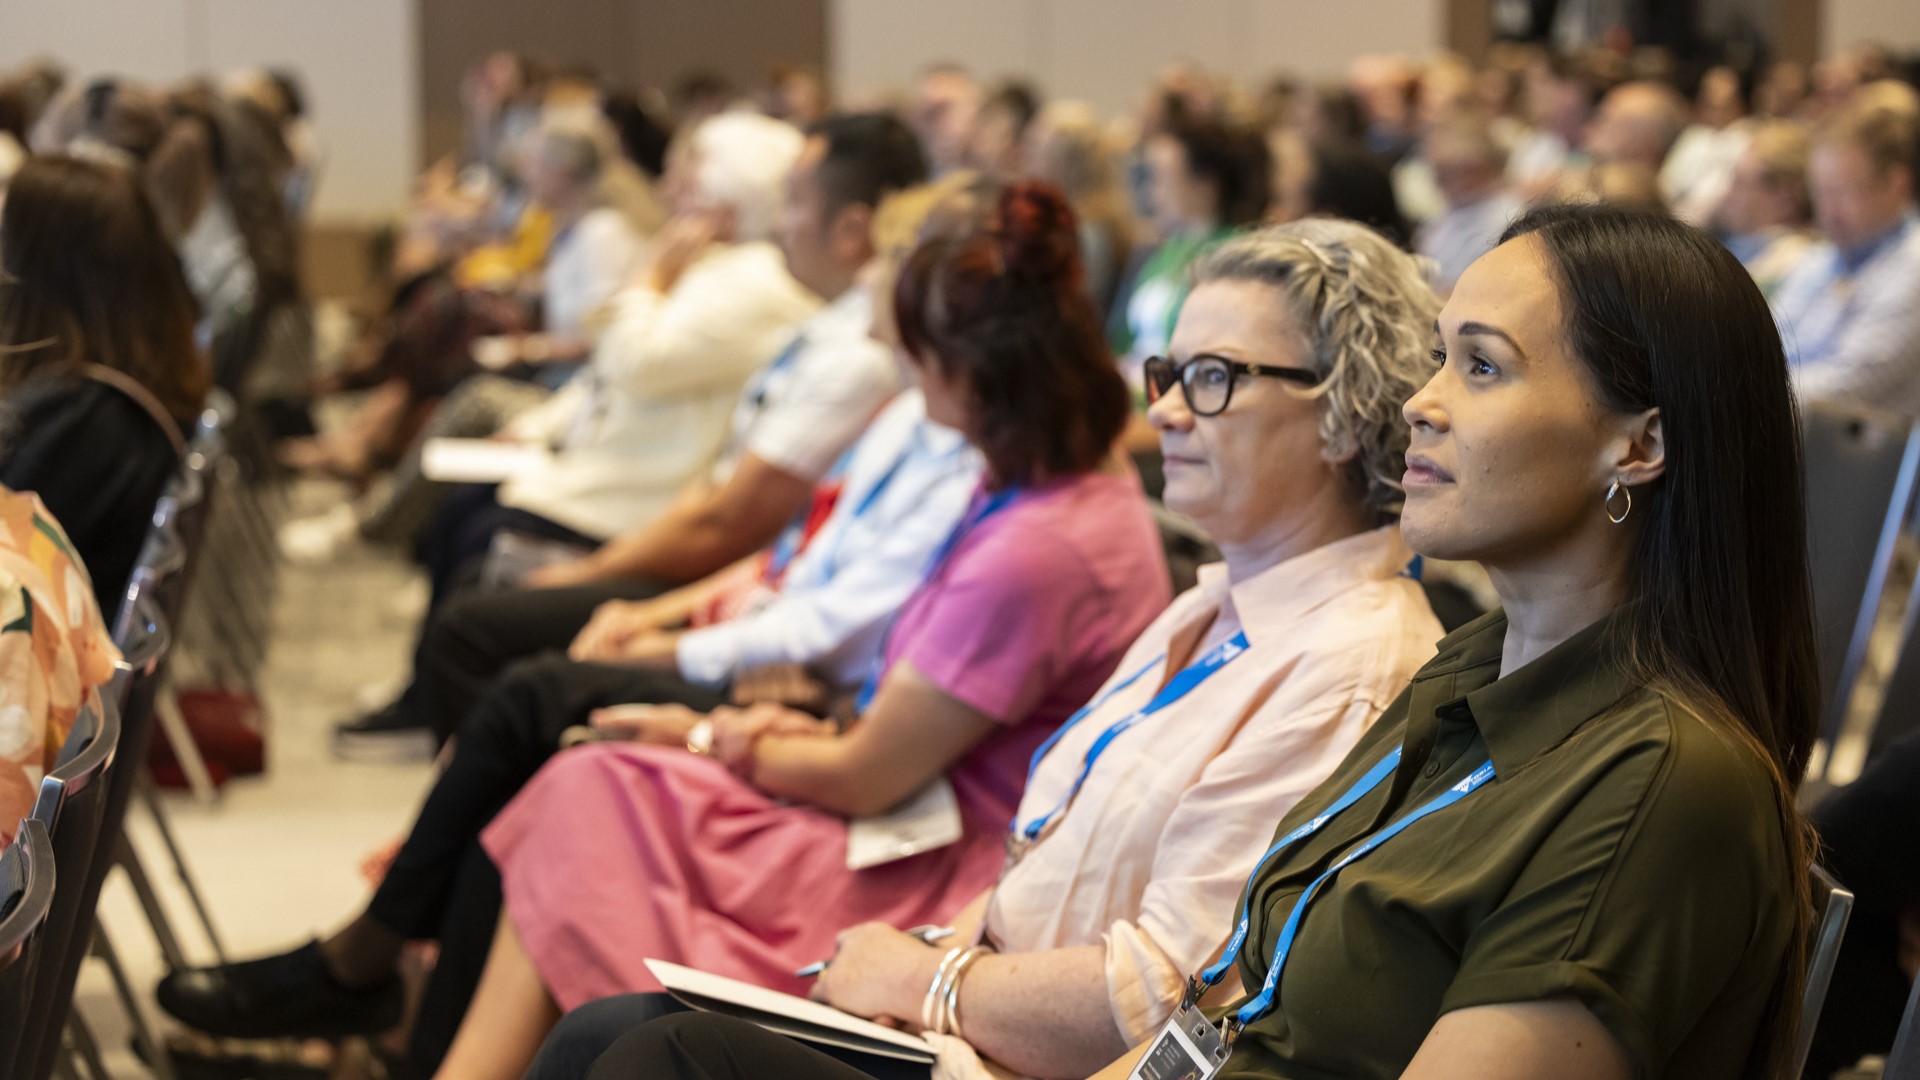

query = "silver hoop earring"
[1605, 481, 1632, 525]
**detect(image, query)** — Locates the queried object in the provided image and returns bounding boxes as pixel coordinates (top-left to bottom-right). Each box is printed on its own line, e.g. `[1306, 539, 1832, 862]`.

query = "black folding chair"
[1796, 865, 1857, 1077]
[0, 819, 56, 1077]
[1800, 405, 1920, 756]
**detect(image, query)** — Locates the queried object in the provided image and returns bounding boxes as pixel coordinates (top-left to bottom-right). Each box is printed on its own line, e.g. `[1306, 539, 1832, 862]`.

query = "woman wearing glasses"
[532, 219, 1447, 1080]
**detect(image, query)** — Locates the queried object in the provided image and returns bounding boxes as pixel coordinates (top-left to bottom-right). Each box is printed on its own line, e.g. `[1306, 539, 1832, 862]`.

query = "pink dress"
[482, 470, 1170, 1009]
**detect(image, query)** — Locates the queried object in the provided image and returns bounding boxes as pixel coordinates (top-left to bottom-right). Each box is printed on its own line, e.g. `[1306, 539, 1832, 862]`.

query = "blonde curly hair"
[1190, 219, 1440, 518]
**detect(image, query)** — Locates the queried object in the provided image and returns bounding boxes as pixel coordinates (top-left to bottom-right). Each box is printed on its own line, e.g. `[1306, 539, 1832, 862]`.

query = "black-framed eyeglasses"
[1142, 354, 1322, 417]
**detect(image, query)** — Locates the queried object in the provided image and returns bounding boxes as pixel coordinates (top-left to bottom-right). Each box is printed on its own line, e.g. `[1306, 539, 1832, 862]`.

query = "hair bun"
[991, 180, 1082, 289]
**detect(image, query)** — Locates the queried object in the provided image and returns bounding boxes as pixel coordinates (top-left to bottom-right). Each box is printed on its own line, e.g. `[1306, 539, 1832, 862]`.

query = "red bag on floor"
[147, 686, 267, 788]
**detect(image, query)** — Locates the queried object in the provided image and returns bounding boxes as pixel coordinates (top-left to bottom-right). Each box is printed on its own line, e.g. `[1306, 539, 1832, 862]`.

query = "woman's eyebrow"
[1449, 319, 1528, 360]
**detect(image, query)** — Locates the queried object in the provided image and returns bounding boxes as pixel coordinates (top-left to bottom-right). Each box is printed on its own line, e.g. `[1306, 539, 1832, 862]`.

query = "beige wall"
[1825, 0, 1920, 52]
[0, 0, 418, 224]
[829, 0, 1445, 114]
[416, 0, 827, 166]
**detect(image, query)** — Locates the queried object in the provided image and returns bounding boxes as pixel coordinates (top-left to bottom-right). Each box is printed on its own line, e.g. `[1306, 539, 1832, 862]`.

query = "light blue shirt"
[673, 390, 983, 690]
[1773, 214, 1920, 417]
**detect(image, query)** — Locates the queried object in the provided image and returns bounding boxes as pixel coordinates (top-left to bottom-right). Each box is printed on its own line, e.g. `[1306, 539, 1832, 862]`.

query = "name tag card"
[1128, 1001, 1229, 1080]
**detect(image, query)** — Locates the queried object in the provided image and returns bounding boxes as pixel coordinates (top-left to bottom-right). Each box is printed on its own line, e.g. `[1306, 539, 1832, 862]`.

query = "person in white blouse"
[522, 220, 1448, 1080]
[491, 111, 821, 545]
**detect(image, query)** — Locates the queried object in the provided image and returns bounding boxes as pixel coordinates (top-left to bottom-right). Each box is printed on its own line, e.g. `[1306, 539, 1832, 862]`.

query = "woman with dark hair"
[0, 155, 208, 609]
[1108, 116, 1271, 375]
[384, 181, 1166, 1080]
[590, 204, 1819, 1080]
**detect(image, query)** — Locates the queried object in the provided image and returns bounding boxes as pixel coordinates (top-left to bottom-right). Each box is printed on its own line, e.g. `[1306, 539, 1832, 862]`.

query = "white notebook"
[420, 438, 550, 483]
[645, 958, 937, 1064]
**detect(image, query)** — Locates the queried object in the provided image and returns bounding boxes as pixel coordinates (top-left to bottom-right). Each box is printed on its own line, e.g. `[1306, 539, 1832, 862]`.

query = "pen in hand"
[795, 924, 955, 979]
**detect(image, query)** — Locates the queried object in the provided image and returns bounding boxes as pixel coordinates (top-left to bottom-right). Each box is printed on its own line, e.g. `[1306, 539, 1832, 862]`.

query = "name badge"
[1127, 1000, 1228, 1080]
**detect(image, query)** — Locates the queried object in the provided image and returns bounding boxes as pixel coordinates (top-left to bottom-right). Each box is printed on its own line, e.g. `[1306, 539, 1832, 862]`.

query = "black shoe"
[332, 703, 436, 764]
[156, 940, 405, 1041]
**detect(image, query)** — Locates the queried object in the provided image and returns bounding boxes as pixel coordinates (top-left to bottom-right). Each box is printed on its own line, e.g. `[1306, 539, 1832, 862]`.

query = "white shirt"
[1774, 216, 1920, 418]
[1660, 121, 1752, 227]
[497, 241, 818, 538]
[925, 527, 1442, 1080]
[714, 285, 901, 484]
[1417, 188, 1526, 292]
[542, 207, 642, 338]
[675, 390, 981, 689]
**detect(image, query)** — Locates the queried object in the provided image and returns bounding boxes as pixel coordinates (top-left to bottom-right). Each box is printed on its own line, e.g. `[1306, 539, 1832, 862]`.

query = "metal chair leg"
[153, 683, 220, 804]
[63, 1013, 110, 1080]
[89, 926, 178, 1080]
[134, 770, 229, 964]
[115, 833, 189, 972]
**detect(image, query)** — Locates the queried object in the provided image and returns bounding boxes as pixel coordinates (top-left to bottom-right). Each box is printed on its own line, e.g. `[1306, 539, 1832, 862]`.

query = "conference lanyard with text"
[1127, 746, 1499, 1078]
[1007, 630, 1250, 865]
[851, 486, 1022, 714]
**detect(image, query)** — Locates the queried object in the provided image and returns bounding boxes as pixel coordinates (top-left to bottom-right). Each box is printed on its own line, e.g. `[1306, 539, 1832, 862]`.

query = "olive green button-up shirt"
[1213, 608, 1794, 1080]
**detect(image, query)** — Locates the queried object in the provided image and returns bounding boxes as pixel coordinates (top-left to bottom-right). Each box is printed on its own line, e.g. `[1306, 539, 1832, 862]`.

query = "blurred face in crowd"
[520, 139, 580, 212]
[1402, 236, 1652, 566]
[1718, 145, 1803, 236]
[1587, 84, 1680, 169]
[1149, 281, 1345, 547]
[775, 136, 872, 300]
[1809, 140, 1913, 253]
[1697, 67, 1745, 129]
[911, 70, 979, 173]
[1146, 133, 1217, 233]
[1426, 130, 1504, 209]
[968, 101, 1024, 177]
[1527, 70, 1589, 140]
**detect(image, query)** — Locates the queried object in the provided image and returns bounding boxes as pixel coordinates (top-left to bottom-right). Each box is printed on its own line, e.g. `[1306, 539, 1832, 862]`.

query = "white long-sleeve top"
[497, 240, 819, 538]
[1775, 216, 1920, 419]
[673, 390, 981, 690]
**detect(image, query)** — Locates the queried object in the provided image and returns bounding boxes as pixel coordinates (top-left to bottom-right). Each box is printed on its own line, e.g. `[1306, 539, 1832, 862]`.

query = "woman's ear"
[1614, 407, 1665, 488]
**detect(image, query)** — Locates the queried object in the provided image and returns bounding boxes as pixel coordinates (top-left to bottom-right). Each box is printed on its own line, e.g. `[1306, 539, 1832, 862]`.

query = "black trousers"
[1806, 732, 1920, 1078]
[359, 655, 729, 1075]
[409, 578, 665, 744]
[586, 1009, 932, 1080]
[418, 483, 602, 608]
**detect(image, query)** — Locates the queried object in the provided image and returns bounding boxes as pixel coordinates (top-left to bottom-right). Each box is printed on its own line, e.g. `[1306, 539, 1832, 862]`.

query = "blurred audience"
[1417, 111, 1526, 291]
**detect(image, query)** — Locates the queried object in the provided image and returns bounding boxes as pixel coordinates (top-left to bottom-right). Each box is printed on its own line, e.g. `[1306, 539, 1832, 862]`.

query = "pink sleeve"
[892, 526, 1096, 725]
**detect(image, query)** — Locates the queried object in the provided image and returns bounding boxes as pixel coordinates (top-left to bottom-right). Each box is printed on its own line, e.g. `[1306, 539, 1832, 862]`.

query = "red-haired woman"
[422, 181, 1170, 1079]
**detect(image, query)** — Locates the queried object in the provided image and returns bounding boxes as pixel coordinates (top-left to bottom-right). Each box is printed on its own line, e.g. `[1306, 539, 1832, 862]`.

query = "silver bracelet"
[920, 947, 965, 1034]
[940, 946, 989, 1039]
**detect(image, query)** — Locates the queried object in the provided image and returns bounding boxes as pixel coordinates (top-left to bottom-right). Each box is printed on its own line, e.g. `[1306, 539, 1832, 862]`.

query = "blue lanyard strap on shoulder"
[1015, 630, 1249, 846]
[1195, 748, 1497, 1037]
[851, 486, 1021, 715]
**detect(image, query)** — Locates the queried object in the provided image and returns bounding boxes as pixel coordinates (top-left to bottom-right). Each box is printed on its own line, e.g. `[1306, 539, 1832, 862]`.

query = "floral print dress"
[0, 487, 119, 845]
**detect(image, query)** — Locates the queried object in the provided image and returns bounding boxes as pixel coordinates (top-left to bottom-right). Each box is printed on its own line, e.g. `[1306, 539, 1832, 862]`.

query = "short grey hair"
[1190, 219, 1441, 518]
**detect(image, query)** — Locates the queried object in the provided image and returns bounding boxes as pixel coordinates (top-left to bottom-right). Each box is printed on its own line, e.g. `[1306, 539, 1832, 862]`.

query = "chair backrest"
[14, 604, 172, 1080]
[0, 819, 56, 1076]
[15, 693, 124, 1080]
[1800, 405, 1920, 748]
[1885, 965, 1920, 1080]
[1795, 865, 1856, 1077]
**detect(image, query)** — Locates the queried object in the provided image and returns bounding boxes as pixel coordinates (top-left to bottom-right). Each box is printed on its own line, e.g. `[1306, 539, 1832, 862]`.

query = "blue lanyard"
[851, 486, 1021, 713]
[1013, 630, 1249, 851]
[1195, 747, 1498, 1038]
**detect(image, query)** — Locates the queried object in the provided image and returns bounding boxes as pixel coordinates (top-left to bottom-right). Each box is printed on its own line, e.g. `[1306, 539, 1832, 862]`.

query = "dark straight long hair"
[0, 155, 209, 422]
[1503, 203, 1818, 1080]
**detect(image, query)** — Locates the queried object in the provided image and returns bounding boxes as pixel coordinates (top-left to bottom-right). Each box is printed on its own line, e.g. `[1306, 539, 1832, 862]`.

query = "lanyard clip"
[1183, 975, 1208, 1008]
[1220, 1018, 1244, 1050]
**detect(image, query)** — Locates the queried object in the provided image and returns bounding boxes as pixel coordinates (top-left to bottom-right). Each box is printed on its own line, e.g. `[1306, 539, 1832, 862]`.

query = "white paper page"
[644, 959, 935, 1056]
[420, 438, 551, 483]
[846, 777, 963, 870]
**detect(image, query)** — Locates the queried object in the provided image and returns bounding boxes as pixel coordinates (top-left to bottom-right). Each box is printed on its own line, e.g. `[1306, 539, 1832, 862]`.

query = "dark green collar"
[1411, 606, 1642, 777]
